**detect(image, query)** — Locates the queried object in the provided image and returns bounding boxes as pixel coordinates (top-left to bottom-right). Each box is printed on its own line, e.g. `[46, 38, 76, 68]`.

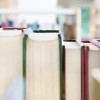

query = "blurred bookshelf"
[0, 7, 81, 40]
[91, 0, 100, 39]
[0, 0, 91, 40]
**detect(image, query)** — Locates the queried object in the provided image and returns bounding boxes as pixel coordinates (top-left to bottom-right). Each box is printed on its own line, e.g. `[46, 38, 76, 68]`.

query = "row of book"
[0, 28, 61, 100]
[0, 28, 100, 100]
[63, 39, 100, 100]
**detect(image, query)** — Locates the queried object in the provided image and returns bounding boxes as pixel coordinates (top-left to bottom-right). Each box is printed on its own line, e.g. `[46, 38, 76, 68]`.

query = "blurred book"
[61, 15, 76, 40]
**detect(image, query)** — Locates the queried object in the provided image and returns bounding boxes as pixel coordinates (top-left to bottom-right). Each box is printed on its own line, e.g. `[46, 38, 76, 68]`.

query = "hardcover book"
[82, 41, 100, 100]
[23, 31, 63, 100]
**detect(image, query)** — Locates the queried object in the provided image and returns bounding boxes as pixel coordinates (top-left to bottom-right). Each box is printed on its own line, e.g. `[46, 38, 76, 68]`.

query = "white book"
[63, 41, 81, 100]
[25, 32, 62, 100]
[0, 30, 23, 100]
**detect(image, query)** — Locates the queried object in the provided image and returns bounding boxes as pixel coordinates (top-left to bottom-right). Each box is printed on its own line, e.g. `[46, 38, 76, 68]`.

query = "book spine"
[62, 46, 66, 100]
[58, 34, 63, 100]
[84, 46, 89, 100]
[23, 34, 28, 100]
[81, 46, 85, 100]
[81, 46, 89, 100]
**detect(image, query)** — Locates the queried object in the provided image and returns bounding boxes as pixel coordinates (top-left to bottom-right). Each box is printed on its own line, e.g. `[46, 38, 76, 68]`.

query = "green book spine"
[23, 34, 28, 100]
[58, 34, 63, 100]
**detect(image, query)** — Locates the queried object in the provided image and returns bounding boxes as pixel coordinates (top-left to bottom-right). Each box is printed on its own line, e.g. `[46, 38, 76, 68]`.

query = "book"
[63, 40, 84, 100]
[0, 30, 23, 100]
[82, 41, 100, 100]
[23, 31, 63, 100]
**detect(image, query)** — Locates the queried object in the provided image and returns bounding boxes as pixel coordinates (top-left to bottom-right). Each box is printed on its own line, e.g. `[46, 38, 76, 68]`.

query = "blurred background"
[0, 0, 100, 40]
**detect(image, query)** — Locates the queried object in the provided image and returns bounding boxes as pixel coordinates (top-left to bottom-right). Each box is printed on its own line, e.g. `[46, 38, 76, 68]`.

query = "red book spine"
[81, 46, 85, 100]
[84, 46, 89, 100]
[81, 45, 89, 100]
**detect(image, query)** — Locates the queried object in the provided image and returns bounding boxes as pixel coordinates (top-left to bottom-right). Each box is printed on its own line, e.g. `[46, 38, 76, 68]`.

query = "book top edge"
[28, 33, 59, 41]
[0, 30, 22, 37]
[63, 42, 81, 49]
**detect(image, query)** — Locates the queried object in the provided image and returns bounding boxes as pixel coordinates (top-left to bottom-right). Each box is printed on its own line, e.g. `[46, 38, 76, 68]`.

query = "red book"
[82, 40, 100, 100]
